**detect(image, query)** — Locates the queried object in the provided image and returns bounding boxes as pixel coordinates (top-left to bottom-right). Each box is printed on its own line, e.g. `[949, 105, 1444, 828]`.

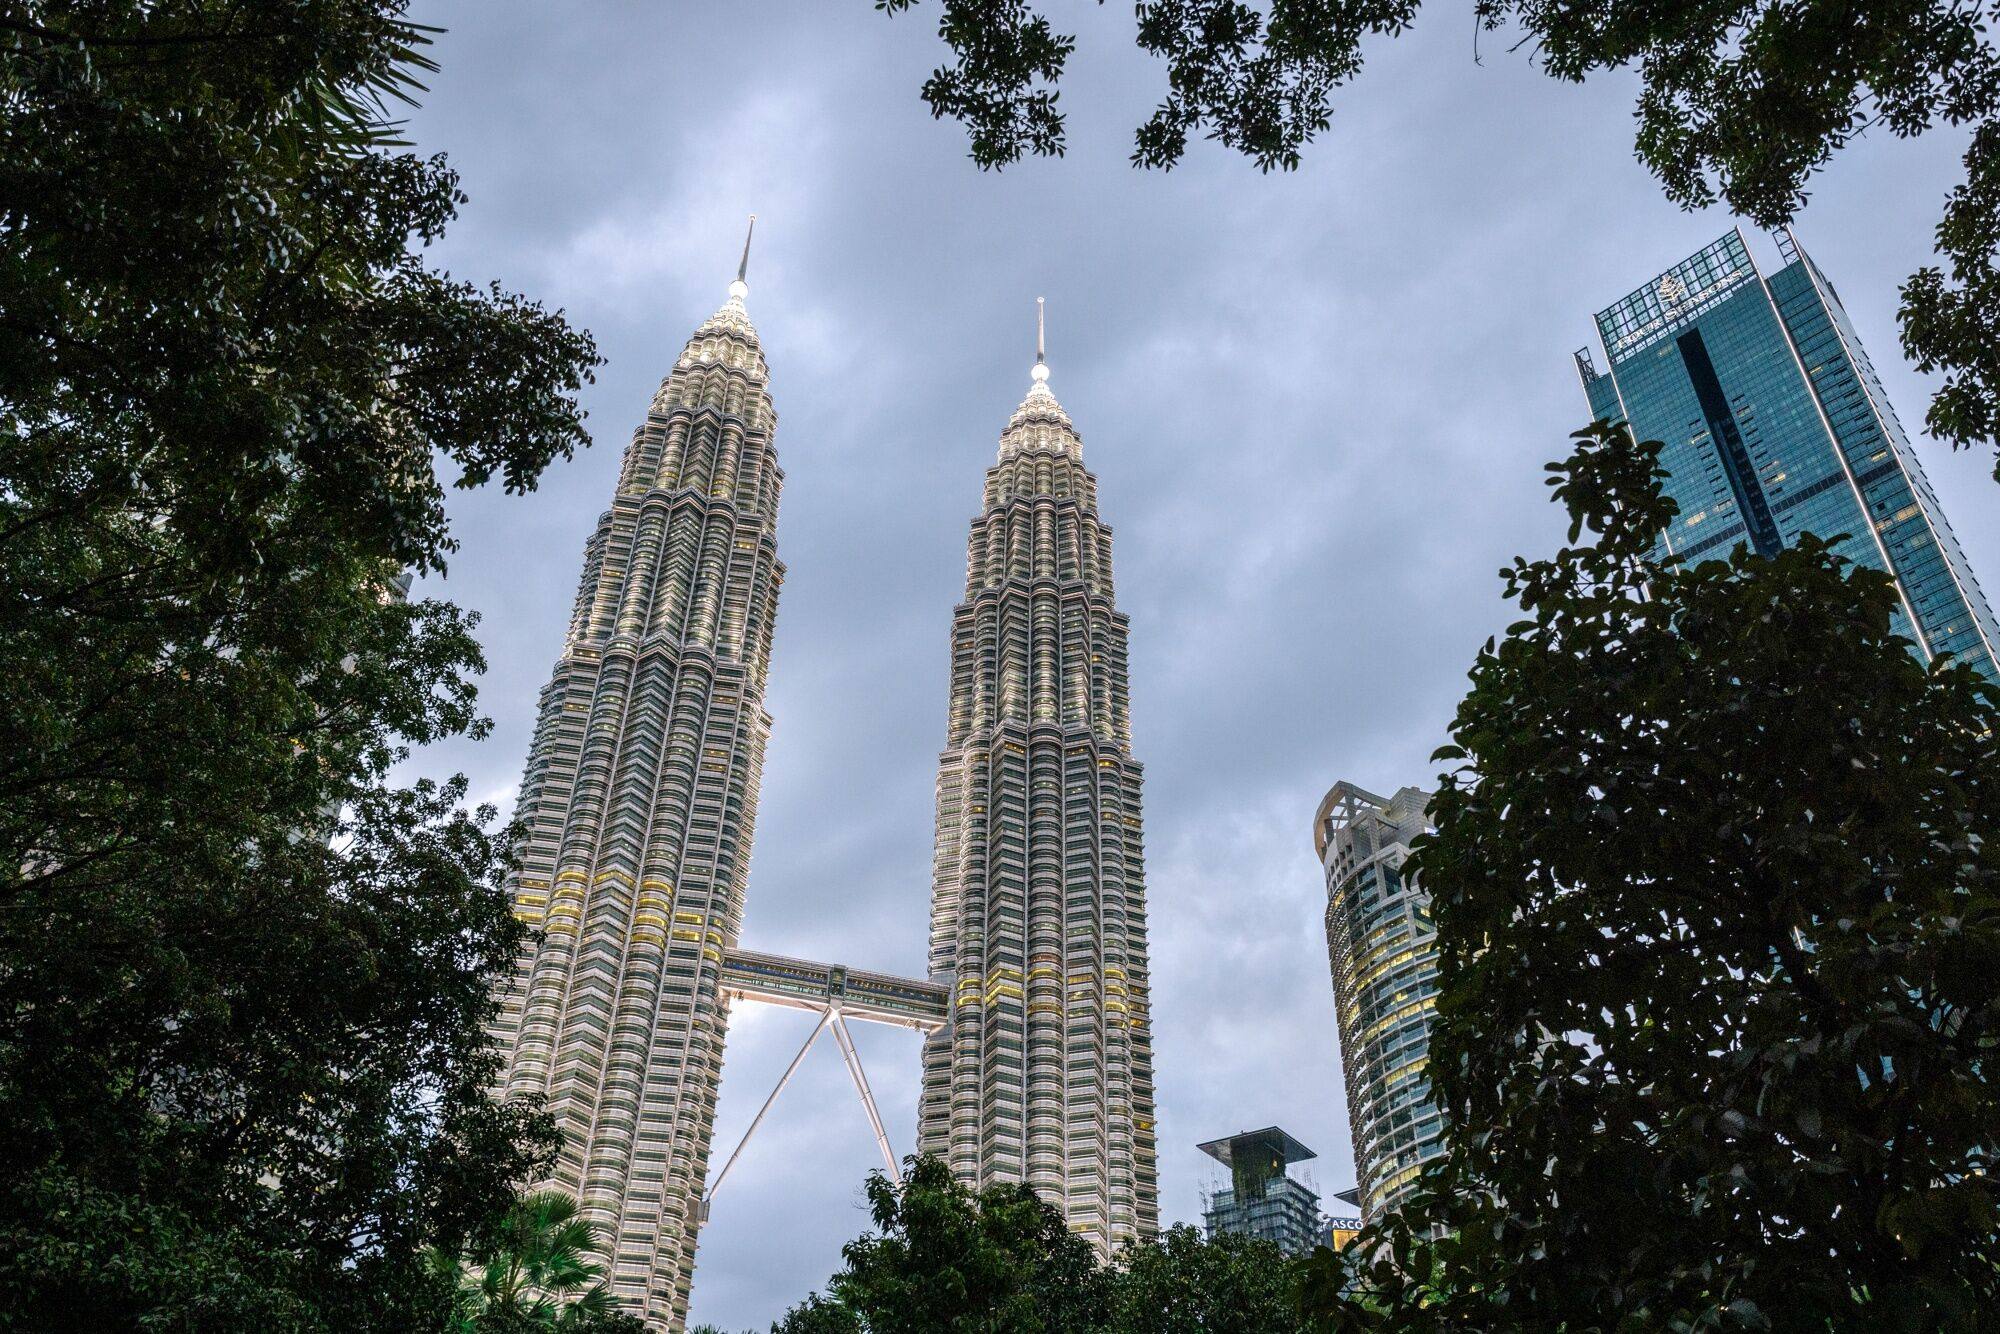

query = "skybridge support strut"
[701, 1006, 830, 1219]
[830, 1011, 899, 1182]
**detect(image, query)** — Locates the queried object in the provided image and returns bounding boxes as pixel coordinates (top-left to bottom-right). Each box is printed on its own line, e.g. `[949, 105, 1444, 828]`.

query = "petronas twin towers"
[920, 314, 1158, 1244]
[493, 235, 1157, 1328]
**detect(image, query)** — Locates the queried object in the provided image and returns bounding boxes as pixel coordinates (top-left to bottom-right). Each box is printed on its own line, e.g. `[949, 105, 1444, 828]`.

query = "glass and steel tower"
[491, 223, 783, 1327]
[1577, 227, 1999, 681]
[1316, 781, 1442, 1221]
[1198, 1126, 1326, 1256]
[919, 303, 1160, 1254]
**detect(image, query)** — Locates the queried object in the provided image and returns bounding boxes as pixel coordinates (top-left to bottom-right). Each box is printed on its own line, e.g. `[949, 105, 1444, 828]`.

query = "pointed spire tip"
[1031, 296, 1050, 388]
[728, 215, 755, 301]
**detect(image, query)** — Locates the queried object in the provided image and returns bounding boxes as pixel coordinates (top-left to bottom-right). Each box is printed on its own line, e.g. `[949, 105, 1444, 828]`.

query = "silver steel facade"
[919, 342, 1160, 1254]
[492, 269, 783, 1328]
[1316, 781, 1443, 1220]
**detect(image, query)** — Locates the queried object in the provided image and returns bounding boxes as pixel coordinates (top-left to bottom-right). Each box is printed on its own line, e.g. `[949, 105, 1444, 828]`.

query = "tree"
[776, 1159, 1315, 1332]
[773, 1156, 1115, 1332]
[1308, 422, 2000, 1330]
[1109, 1225, 1301, 1334]
[437, 1191, 646, 1334]
[875, 0, 2000, 478]
[0, 1, 598, 1327]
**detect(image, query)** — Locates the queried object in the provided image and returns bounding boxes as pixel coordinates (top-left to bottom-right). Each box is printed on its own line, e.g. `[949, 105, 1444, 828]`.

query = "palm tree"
[437, 1191, 633, 1332]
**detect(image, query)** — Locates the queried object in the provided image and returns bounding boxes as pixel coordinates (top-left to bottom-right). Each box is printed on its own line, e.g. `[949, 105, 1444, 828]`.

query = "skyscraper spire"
[732, 213, 752, 290]
[1031, 295, 1050, 392]
[1005, 295, 1069, 448]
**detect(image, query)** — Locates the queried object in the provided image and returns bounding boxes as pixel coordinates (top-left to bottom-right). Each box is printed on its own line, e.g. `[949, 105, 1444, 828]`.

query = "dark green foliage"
[773, 1155, 1114, 1332]
[775, 1158, 1307, 1332]
[1903, 118, 2000, 474]
[1112, 1225, 1300, 1333]
[437, 1191, 647, 1333]
[0, 1, 598, 1327]
[1129, 0, 1416, 172]
[874, 0, 1076, 168]
[877, 0, 2000, 474]
[1307, 422, 2000, 1331]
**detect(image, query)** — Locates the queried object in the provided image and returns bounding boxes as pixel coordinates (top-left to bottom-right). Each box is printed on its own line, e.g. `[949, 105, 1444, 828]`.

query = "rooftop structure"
[1198, 1127, 1327, 1256]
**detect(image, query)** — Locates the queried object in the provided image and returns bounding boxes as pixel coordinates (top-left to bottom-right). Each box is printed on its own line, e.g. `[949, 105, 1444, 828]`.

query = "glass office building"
[1316, 782, 1443, 1221]
[1576, 228, 1998, 681]
[1197, 1127, 1327, 1256]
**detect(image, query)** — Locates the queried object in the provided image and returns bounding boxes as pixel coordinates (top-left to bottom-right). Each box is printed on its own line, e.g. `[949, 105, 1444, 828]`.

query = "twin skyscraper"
[489, 233, 1157, 1329]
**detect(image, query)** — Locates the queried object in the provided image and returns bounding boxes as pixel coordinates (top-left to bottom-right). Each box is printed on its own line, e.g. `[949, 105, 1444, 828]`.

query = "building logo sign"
[1597, 232, 1758, 360]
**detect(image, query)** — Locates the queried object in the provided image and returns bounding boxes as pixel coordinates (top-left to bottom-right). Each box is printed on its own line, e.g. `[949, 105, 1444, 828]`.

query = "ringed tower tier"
[491, 223, 782, 1328]
[920, 304, 1161, 1252]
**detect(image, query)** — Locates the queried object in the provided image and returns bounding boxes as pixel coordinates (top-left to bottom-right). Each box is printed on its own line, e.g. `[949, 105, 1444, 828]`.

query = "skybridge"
[702, 947, 950, 1217]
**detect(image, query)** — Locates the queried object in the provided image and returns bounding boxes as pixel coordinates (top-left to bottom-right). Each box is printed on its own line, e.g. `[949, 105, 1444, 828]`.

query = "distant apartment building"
[1576, 227, 1998, 681]
[1197, 1127, 1326, 1256]
[1316, 782, 1443, 1221]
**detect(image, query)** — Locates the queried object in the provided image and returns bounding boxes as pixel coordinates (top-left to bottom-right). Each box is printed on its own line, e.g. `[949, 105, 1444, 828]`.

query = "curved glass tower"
[492, 234, 783, 1327]
[1316, 781, 1442, 1221]
[919, 312, 1160, 1254]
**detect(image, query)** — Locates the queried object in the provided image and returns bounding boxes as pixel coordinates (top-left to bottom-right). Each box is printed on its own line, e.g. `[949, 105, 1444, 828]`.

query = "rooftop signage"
[1595, 230, 1758, 361]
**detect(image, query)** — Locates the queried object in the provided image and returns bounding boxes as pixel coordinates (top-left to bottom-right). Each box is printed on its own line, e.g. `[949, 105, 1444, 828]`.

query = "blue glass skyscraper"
[1576, 228, 1999, 681]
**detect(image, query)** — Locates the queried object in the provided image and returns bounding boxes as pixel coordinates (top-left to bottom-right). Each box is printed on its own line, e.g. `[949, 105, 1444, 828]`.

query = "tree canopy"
[1112, 1224, 1302, 1334]
[774, 1156, 1115, 1332]
[0, 1, 598, 1327]
[1303, 422, 2000, 1331]
[775, 1157, 1307, 1333]
[876, 0, 2000, 479]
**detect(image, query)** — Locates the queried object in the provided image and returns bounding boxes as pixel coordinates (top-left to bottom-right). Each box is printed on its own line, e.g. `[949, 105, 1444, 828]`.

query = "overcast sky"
[398, 5, 2000, 1327]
